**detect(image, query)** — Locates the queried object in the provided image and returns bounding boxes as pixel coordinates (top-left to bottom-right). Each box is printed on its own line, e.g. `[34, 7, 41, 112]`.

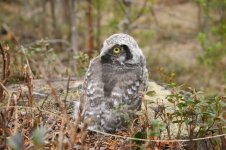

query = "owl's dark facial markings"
[101, 53, 112, 63]
[121, 45, 133, 61]
[100, 44, 133, 64]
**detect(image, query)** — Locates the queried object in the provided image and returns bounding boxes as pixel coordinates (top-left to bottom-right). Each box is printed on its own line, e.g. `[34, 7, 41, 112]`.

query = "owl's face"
[100, 44, 133, 65]
[100, 33, 145, 65]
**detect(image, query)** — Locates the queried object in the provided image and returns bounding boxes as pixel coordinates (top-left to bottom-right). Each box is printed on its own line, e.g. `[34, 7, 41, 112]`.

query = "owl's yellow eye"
[113, 47, 121, 54]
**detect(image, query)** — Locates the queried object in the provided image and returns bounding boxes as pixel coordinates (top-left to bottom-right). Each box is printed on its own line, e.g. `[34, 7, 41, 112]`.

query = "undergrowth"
[0, 42, 226, 149]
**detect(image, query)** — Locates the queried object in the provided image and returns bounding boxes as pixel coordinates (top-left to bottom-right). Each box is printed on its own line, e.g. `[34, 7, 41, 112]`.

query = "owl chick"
[81, 33, 148, 133]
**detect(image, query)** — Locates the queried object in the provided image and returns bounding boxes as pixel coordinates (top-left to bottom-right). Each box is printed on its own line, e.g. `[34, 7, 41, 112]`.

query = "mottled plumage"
[81, 33, 148, 132]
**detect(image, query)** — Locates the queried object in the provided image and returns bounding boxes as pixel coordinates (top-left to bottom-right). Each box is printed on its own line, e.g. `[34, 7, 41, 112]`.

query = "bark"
[63, 0, 71, 41]
[41, 0, 47, 36]
[49, 0, 61, 39]
[96, 0, 101, 50]
[63, 0, 71, 24]
[86, 0, 94, 57]
[70, 0, 78, 53]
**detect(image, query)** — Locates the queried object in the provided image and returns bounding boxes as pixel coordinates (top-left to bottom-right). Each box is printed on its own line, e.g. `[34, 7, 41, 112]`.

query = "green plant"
[31, 126, 47, 148]
[198, 32, 225, 67]
[136, 80, 226, 149]
[73, 51, 97, 77]
[197, 0, 226, 77]
[7, 133, 24, 150]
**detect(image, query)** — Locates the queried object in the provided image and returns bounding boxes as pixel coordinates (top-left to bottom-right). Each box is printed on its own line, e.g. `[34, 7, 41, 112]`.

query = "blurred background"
[0, 0, 225, 95]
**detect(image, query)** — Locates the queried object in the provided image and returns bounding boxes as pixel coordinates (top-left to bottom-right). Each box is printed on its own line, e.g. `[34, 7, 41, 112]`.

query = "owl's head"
[100, 33, 145, 65]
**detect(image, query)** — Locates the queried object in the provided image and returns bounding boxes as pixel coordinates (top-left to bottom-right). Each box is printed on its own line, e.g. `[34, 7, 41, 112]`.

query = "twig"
[40, 94, 50, 109]
[0, 82, 11, 111]
[88, 128, 226, 143]
[1, 106, 60, 117]
[219, 125, 226, 149]
[13, 94, 18, 134]
[24, 64, 33, 107]
[64, 76, 71, 104]
[63, 76, 78, 148]
[115, 0, 127, 16]
[20, 46, 34, 78]
[0, 43, 10, 102]
[131, 0, 148, 24]
[58, 113, 66, 149]
[24, 39, 71, 47]
[0, 44, 6, 82]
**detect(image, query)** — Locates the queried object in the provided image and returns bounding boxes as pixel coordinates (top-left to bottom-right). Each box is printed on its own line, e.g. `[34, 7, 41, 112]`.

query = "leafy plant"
[7, 133, 24, 150]
[73, 51, 97, 77]
[197, 0, 226, 73]
[31, 126, 47, 148]
[139, 80, 226, 149]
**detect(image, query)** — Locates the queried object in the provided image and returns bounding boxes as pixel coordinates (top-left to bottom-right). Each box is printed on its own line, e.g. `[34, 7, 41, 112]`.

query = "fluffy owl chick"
[81, 33, 148, 133]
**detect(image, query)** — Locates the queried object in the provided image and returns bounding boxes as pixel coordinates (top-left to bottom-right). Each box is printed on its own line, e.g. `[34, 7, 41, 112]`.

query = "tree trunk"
[49, 0, 61, 39]
[86, 0, 94, 57]
[63, 0, 71, 41]
[41, 0, 47, 36]
[96, 0, 101, 50]
[70, 0, 77, 53]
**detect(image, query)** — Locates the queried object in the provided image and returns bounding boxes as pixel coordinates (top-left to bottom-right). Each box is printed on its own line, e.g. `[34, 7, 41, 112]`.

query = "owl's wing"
[123, 65, 148, 110]
[140, 66, 149, 92]
[81, 57, 105, 122]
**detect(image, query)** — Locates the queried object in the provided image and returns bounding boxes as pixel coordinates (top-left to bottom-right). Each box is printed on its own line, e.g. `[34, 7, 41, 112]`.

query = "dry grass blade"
[0, 43, 10, 102]
[0, 82, 11, 111]
[24, 65, 33, 107]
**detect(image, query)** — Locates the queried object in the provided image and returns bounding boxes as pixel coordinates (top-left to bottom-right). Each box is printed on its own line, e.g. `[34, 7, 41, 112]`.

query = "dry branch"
[24, 65, 33, 107]
[0, 43, 10, 102]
